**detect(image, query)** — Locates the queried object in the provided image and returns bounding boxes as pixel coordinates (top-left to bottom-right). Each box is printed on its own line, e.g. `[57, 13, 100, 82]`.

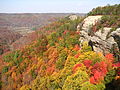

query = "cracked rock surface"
[77, 16, 120, 58]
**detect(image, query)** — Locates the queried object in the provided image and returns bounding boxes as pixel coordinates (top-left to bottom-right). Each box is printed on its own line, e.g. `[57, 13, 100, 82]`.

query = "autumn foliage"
[0, 16, 119, 90]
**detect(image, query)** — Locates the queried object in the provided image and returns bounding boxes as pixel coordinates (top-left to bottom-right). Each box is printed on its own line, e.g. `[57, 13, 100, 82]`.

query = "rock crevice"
[78, 16, 120, 59]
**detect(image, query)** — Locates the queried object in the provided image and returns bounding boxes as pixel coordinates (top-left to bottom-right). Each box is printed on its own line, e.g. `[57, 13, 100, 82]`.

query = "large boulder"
[69, 15, 78, 21]
[81, 15, 102, 32]
[78, 16, 120, 58]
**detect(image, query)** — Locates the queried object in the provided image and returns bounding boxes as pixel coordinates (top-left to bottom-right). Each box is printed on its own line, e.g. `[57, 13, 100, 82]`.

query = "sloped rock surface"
[81, 16, 102, 32]
[78, 16, 120, 59]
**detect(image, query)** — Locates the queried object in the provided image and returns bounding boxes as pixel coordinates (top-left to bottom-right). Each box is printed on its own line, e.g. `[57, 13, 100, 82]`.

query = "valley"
[0, 13, 85, 54]
[0, 4, 120, 90]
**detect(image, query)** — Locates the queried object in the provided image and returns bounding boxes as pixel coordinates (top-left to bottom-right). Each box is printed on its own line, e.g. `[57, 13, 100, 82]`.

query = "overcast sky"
[0, 0, 120, 13]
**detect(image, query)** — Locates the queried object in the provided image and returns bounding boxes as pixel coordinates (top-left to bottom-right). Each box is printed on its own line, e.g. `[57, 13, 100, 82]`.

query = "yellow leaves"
[37, 58, 44, 66]
[81, 41, 89, 49]
[64, 56, 76, 68]
[78, 54, 86, 62]
[60, 67, 72, 77]
[83, 51, 95, 58]
[51, 72, 59, 79]
[62, 69, 89, 90]
[98, 52, 104, 57]
[20, 85, 30, 90]
[7, 62, 14, 67]
[83, 41, 89, 46]
[80, 41, 92, 52]
[30, 64, 37, 71]
[77, 51, 105, 64]
[76, 51, 94, 62]
[73, 63, 87, 73]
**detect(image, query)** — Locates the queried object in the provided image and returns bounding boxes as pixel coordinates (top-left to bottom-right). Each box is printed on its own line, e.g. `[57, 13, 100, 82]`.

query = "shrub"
[62, 70, 89, 90]
[56, 50, 68, 69]
[88, 4, 120, 15]
[2, 66, 9, 74]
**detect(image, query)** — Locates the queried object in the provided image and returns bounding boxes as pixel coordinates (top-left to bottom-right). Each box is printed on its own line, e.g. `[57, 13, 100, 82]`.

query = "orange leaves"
[45, 47, 58, 66]
[11, 72, 17, 81]
[105, 53, 114, 69]
[73, 44, 81, 51]
[46, 65, 55, 75]
[115, 76, 120, 80]
[0, 14, 118, 90]
[105, 53, 114, 62]
[74, 53, 80, 58]
[58, 37, 62, 41]
[90, 76, 96, 84]
[47, 47, 58, 60]
[74, 45, 81, 58]
[72, 63, 82, 73]
[9, 66, 16, 73]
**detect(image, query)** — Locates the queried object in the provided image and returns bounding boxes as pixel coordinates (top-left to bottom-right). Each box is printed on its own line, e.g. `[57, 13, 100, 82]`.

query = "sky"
[0, 0, 120, 13]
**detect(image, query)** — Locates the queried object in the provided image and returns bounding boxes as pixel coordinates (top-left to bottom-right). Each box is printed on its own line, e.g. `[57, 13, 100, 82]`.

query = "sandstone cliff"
[77, 16, 120, 60]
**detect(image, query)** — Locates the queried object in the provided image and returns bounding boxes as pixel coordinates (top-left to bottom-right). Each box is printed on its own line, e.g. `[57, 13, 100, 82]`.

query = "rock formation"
[69, 15, 78, 21]
[77, 16, 120, 59]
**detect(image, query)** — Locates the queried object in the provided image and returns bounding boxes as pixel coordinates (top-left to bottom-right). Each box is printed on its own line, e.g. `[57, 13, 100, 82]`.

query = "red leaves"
[74, 45, 81, 58]
[74, 53, 80, 58]
[94, 71, 102, 80]
[76, 31, 80, 34]
[46, 65, 55, 75]
[73, 64, 82, 73]
[72, 57, 111, 84]
[105, 53, 114, 62]
[83, 60, 92, 68]
[90, 61, 108, 84]
[91, 61, 107, 76]
[73, 44, 81, 51]
[90, 71, 104, 84]
[73, 53, 115, 84]
[113, 62, 120, 68]
[90, 76, 96, 84]
[63, 30, 69, 35]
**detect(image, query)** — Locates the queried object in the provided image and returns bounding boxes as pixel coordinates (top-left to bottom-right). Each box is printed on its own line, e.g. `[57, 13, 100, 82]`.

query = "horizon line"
[0, 12, 87, 14]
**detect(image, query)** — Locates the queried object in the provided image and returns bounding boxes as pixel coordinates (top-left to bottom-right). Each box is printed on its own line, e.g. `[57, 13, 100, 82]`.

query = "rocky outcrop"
[81, 15, 102, 32]
[78, 16, 120, 59]
[110, 28, 120, 50]
[69, 15, 78, 21]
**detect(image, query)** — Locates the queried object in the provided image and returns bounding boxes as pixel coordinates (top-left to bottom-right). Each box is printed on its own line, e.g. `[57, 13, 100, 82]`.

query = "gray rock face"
[78, 16, 120, 57]
[110, 28, 120, 37]
[81, 15, 102, 33]
[110, 28, 120, 51]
